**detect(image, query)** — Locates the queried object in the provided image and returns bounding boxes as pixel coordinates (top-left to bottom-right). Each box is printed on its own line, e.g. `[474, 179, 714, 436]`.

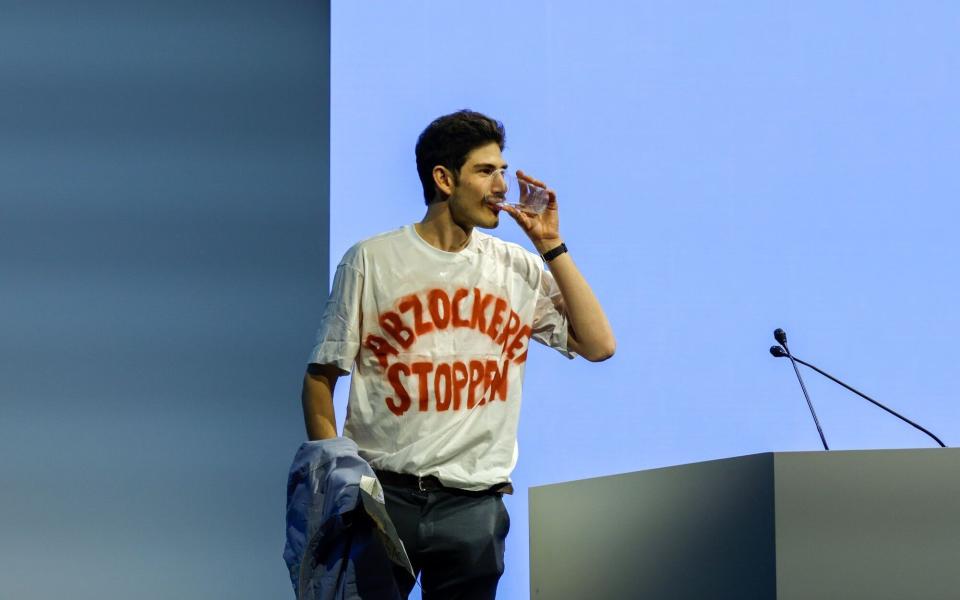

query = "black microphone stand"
[787, 354, 946, 448]
[771, 344, 829, 450]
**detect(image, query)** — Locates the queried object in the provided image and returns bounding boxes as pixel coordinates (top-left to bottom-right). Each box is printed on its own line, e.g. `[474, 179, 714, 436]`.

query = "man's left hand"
[500, 170, 563, 254]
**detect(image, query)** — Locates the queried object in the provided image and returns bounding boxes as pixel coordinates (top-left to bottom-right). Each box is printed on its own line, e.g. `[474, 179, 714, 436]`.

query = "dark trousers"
[381, 483, 510, 599]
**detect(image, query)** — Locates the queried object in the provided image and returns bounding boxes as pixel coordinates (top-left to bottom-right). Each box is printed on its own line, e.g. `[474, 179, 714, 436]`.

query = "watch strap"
[541, 242, 568, 263]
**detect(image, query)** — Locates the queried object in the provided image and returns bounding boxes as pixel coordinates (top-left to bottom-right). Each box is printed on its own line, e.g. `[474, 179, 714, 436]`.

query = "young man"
[302, 110, 615, 598]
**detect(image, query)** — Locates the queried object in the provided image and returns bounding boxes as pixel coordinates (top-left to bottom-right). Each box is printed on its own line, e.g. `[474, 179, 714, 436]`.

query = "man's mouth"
[484, 195, 506, 211]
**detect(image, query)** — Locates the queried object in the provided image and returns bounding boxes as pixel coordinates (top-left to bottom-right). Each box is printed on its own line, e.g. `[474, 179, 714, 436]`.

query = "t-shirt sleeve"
[307, 258, 364, 374]
[531, 267, 576, 359]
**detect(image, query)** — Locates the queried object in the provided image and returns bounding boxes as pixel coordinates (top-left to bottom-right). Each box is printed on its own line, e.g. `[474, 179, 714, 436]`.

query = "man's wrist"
[534, 239, 564, 255]
[540, 242, 568, 263]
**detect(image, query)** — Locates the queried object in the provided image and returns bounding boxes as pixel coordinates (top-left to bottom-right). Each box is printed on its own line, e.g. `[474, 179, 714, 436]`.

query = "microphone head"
[770, 345, 789, 358]
[774, 328, 788, 346]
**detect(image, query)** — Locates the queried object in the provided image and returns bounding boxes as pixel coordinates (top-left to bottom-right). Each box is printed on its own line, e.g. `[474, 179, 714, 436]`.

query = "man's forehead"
[463, 142, 505, 167]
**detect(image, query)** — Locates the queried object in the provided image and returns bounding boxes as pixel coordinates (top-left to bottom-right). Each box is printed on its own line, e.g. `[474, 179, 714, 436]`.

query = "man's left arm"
[537, 247, 615, 361]
[502, 170, 616, 362]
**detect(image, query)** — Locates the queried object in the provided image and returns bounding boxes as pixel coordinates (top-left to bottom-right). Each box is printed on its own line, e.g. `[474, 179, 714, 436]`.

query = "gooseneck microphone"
[776, 347, 946, 448]
[774, 327, 787, 347]
[770, 328, 947, 448]
[770, 329, 829, 450]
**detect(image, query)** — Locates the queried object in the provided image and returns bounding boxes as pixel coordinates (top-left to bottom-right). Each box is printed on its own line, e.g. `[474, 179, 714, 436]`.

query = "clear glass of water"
[495, 172, 550, 215]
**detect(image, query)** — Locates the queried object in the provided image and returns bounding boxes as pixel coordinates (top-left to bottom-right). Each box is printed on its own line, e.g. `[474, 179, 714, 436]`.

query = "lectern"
[529, 448, 960, 600]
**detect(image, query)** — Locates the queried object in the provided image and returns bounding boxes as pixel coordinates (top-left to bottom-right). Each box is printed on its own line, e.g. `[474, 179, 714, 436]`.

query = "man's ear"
[432, 166, 455, 198]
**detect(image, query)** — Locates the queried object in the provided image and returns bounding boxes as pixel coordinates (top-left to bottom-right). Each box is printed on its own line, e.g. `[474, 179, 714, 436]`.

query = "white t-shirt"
[309, 224, 573, 491]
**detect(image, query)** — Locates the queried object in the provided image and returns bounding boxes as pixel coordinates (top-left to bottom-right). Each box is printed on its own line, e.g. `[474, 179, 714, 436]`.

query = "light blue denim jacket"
[283, 437, 407, 600]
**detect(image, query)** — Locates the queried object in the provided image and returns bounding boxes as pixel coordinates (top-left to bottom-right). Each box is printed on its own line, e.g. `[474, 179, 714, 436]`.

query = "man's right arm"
[301, 363, 342, 440]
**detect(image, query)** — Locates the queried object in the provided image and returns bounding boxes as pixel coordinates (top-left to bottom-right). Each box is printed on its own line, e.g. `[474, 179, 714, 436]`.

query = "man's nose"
[491, 170, 507, 193]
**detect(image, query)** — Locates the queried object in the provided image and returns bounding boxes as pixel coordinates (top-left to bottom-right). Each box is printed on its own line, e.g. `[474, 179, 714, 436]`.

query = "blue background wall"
[329, 2, 960, 598]
[3, 2, 960, 599]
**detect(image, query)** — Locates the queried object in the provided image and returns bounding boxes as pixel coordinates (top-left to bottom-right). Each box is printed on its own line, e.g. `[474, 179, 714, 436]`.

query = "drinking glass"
[494, 172, 550, 215]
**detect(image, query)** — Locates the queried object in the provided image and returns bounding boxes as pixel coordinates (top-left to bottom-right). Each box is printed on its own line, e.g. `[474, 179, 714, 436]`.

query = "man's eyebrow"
[472, 162, 508, 170]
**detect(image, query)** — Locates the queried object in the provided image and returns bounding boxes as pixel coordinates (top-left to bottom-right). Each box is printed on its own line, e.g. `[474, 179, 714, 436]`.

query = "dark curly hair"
[415, 110, 506, 205]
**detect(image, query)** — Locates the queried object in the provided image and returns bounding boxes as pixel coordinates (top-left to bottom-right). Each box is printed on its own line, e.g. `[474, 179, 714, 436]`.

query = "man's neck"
[415, 202, 472, 252]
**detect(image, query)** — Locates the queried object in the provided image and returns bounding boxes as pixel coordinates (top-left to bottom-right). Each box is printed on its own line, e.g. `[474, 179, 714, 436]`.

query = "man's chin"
[478, 212, 500, 230]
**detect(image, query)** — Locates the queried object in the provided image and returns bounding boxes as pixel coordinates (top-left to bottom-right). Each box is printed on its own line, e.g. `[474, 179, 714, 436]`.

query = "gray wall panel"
[0, 2, 329, 598]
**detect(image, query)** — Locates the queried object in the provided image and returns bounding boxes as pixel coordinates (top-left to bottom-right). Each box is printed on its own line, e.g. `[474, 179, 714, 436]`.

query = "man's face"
[447, 142, 507, 230]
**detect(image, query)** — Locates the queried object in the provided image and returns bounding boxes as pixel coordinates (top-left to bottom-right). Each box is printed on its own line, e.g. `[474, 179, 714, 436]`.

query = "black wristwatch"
[541, 242, 568, 263]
